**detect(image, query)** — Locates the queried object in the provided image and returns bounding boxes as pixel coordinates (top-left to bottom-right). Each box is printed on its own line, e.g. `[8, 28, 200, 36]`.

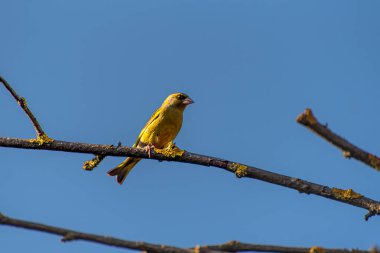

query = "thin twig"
[0, 212, 373, 253]
[83, 154, 106, 170]
[0, 137, 379, 220]
[296, 108, 380, 172]
[0, 75, 52, 143]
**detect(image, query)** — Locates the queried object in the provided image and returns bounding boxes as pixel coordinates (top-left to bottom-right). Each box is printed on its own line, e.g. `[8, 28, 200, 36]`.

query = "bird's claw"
[144, 144, 155, 158]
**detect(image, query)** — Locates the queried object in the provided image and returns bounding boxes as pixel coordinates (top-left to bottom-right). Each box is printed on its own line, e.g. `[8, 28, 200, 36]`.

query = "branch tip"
[296, 108, 318, 125]
[296, 107, 380, 172]
[364, 206, 379, 221]
[83, 154, 106, 171]
[0, 75, 50, 139]
[365, 212, 375, 221]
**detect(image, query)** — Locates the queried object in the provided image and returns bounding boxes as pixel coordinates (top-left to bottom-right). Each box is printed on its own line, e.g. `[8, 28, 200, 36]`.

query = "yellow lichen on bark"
[309, 246, 325, 253]
[229, 162, 248, 178]
[332, 188, 363, 201]
[83, 155, 105, 171]
[368, 154, 380, 171]
[155, 143, 184, 158]
[296, 108, 318, 125]
[29, 133, 54, 145]
[83, 160, 97, 171]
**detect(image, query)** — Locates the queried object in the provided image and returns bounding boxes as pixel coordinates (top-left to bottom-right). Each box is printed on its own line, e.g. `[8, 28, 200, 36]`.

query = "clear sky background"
[1, 0, 380, 252]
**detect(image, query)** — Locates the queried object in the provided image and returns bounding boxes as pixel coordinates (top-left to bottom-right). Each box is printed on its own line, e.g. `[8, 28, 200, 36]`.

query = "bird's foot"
[144, 144, 156, 158]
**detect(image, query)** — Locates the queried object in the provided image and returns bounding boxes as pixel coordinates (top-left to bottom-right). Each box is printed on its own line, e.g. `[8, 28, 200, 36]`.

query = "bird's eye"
[178, 94, 185, 100]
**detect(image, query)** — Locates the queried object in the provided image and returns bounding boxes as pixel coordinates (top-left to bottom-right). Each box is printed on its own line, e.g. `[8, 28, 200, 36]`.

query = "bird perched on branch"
[108, 92, 194, 185]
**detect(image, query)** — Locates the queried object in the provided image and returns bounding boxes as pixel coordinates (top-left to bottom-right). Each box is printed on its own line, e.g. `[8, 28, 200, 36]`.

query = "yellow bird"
[108, 92, 194, 185]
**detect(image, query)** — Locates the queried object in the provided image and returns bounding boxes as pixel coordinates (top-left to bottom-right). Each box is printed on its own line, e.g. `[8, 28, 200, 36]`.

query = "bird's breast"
[141, 108, 183, 148]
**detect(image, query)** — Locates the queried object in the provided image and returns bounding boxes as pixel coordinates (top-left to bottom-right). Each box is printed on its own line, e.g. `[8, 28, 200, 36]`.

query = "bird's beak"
[182, 97, 194, 105]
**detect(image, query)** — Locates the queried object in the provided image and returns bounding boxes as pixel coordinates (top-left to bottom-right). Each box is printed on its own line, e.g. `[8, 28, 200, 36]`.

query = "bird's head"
[163, 92, 194, 110]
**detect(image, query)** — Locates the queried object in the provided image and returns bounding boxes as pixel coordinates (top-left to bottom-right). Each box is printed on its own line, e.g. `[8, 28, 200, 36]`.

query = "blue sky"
[1, 0, 380, 252]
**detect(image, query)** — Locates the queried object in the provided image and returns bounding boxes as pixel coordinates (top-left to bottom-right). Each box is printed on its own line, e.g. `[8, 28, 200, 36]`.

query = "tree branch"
[296, 108, 380, 172]
[1, 137, 380, 220]
[0, 212, 372, 253]
[0, 212, 190, 253]
[200, 241, 371, 253]
[0, 75, 53, 144]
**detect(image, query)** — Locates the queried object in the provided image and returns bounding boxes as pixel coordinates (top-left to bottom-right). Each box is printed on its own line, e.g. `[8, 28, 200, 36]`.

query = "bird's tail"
[107, 157, 141, 185]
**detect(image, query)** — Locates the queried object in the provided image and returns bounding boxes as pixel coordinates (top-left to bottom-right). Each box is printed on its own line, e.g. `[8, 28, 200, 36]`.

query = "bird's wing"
[133, 107, 161, 147]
